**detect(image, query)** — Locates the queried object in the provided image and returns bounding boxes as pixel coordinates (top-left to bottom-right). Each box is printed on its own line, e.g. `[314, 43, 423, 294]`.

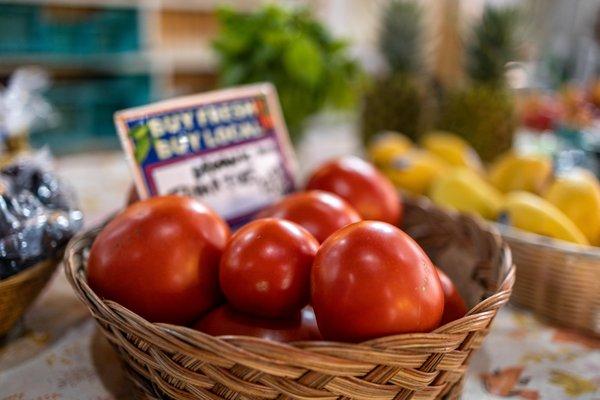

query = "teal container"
[31, 75, 152, 154]
[0, 3, 140, 54]
[0, 5, 39, 52]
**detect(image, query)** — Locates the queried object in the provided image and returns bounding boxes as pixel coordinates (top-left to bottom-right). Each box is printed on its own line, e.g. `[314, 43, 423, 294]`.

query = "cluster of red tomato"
[88, 156, 467, 343]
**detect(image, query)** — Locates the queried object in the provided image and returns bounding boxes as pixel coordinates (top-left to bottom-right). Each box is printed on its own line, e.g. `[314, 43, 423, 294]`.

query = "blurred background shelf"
[0, 0, 260, 11]
[3, 0, 599, 157]
[0, 0, 227, 154]
[0, 53, 149, 74]
[0, 50, 216, 73]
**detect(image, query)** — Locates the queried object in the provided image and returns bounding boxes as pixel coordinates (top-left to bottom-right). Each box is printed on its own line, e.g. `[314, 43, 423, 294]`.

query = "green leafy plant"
[213, 5, 362, 140]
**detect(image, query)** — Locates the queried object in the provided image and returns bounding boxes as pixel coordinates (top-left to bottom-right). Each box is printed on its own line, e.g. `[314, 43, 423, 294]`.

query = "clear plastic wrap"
[0, 67, 57, 139]
[0, 152, 83, 279]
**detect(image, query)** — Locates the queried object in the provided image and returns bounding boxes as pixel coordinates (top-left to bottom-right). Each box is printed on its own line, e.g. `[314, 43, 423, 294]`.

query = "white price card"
[114, 83, 298, 226]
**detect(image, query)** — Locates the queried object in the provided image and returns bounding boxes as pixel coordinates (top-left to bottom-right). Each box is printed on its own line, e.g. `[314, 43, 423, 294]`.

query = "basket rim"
[495, 223, 600, 258]
[64, 199, 516, 346]
[0, 257, 58, 288]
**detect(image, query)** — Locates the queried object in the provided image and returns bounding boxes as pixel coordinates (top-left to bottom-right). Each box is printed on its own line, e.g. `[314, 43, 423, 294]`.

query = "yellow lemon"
[421, 130, 484, 172]
[429, 167, 504, 220]
[367, 131, 413, 168]
[544, 169, 600, 245]
[382, 149, 447, 195]
[502, 191, 589, 245]
[488, 152, 553, 193]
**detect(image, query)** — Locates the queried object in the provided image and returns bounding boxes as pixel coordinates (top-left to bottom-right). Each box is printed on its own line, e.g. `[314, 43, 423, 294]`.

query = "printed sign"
[114, 83, 297, 225]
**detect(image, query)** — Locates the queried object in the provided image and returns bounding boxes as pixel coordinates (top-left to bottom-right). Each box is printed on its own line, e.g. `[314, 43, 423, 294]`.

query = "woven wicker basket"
[65, 197, 514, 400]
[0, 257, 60, 336]
[500, 225, 600, 336]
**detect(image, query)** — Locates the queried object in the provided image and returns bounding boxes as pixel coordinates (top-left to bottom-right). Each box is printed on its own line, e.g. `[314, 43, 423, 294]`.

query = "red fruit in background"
[258, 190, 361, 243]
[560, 85, 594, 128]
[520, 94, 563, 132]
[305, 156, 402, 225]
[194, 305, 321, 342]
[311, 221, 444, 342]
[436, 267, 468, 325]
[88, 195, 230, 325]
[587, 79, 600, 109]
[219, 218, 319, 319]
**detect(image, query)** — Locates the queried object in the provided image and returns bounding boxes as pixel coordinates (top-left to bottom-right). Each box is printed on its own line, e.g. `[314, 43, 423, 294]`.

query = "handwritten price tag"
[114, 83, 297, 226]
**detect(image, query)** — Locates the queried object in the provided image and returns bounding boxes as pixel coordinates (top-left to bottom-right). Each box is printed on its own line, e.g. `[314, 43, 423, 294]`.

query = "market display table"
[1, 152, 599, 400]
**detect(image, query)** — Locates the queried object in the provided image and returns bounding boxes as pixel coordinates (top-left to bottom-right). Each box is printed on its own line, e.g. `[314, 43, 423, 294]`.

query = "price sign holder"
[114, 83, 298, 226]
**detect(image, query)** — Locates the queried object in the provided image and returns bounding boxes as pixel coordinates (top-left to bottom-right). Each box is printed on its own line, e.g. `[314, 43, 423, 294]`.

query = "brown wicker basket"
[0, 257, 60, 336]
[500, 225, 600, 336]
[65, 197, 514, 400]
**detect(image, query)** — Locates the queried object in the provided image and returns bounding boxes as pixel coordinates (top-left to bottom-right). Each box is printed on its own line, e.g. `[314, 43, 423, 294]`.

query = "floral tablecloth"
[1, 150, 599, 400]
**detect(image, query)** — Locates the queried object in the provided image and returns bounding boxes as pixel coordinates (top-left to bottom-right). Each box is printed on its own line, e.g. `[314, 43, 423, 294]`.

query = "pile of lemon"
[368, 131, 600, 247]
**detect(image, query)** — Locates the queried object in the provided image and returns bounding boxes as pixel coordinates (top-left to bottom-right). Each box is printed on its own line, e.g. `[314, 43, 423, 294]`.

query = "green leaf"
[216, 7, 236, 22]
[262, 31, 289, 49]
[129, 124, 149, 141]
[134, 136, 151, 163]
[283, 37, 323, 87]
[213, 31, 249, 56]
[253, 46, 277, 66]
[220, 64, 248, 86]
[328, 39, 348, 54]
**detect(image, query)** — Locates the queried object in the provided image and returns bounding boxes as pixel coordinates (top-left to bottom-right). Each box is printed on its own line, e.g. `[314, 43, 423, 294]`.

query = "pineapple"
[361, 75, 430, 143]
[438, 86, 516, 161]
[437, 6, 519, 161]
[360, 1, 431, 143]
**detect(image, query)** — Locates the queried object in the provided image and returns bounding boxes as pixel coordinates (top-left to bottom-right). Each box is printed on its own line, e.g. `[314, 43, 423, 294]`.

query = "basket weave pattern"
[503, 228, 600, 336]
[0, 258, 59, 336]
[65, 198, 515, 400]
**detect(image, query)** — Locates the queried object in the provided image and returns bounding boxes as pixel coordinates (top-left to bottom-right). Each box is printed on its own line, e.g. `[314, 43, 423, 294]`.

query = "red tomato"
[436, 267, 468, 325]
[219, 218, 319, 318]
[311, 221, 444, 342]
[194, 305, 321, 342]
[88, 195, 230, 325]
[305, 156, 402, 225]
[258, 191, 361, 243]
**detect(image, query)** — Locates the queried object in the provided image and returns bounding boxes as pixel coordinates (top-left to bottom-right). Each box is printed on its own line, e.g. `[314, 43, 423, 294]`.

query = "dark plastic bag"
[0, 152, 83, 279]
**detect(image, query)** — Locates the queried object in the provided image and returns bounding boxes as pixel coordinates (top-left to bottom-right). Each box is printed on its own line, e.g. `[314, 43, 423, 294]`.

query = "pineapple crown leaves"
[467, 6, 521, 87]
[379, 0, 423, 75]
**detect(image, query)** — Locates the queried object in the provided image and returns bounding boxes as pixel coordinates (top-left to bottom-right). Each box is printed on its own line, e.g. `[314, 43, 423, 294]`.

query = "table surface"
[1, 147, 599, 400]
